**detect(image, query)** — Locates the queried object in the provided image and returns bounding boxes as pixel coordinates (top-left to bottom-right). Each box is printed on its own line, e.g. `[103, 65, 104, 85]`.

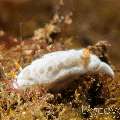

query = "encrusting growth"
[12, 48, 114, 91]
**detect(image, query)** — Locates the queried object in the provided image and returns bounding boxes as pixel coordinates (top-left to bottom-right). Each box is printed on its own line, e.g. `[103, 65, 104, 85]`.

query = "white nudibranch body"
[13, 49, 114, 90]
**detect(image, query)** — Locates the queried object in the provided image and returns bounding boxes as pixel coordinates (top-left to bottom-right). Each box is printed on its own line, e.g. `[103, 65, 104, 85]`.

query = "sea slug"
[13, 48, 114, 90]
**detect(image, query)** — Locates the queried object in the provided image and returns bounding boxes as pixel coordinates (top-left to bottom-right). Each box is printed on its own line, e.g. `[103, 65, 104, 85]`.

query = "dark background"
[0, 0, 120, 65]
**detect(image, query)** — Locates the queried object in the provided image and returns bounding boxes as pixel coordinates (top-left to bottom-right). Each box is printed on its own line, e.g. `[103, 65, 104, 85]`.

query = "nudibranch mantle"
[13, 48, 114, 89]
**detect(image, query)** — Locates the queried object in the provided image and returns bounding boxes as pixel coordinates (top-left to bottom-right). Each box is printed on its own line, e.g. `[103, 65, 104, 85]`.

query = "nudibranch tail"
[98, 62, 114, 78]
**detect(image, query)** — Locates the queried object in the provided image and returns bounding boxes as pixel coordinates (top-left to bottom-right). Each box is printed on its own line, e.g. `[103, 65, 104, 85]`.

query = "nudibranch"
[13, 48, 114, 90]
